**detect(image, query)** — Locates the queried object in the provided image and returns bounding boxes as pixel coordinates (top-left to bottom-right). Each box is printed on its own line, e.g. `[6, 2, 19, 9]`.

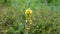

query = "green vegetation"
[0, 0, 60, 34]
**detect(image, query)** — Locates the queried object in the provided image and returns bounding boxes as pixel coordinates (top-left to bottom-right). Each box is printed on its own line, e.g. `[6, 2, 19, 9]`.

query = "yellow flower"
[25, 27, 29, 31]
[26, 20, 27, 22]
[25, 8, 32, 15]
[29, 19, 32, 24]
[26, 27, 29, 30]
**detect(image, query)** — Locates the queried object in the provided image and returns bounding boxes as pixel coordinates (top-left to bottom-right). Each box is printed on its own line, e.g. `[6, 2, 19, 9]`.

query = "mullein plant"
[25, 8, 32, 34]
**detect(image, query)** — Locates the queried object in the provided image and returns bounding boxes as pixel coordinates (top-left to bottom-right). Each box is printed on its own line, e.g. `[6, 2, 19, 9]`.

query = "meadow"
[0, 0, 60, 34]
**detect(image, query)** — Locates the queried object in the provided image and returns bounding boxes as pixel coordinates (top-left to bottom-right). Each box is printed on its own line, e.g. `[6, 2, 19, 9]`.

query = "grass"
[0, 0, 60, 34]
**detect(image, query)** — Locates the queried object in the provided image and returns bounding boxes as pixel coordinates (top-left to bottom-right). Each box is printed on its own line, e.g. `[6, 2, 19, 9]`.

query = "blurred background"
[0, 0, 60, 34]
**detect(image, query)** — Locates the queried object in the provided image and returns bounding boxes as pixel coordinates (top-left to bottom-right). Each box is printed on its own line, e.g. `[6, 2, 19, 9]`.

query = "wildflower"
[26, 27, 29, 30]
[29, 19, 32, 24]
[25, 27, 29, 31]
[26, 20, 27, 22]
[25, 8, 33, 33]
[5, 30, 8, 32]
[25, 8, 32, 16]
